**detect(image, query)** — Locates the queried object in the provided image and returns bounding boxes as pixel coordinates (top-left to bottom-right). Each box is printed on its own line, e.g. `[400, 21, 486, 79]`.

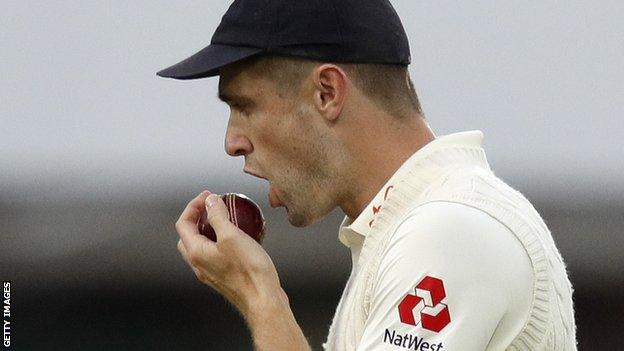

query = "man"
[159, 0, 577, 350]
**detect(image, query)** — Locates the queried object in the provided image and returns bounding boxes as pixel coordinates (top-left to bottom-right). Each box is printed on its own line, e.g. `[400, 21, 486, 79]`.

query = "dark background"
[3, 195, 623, 350]
[2, 1, 623, 350]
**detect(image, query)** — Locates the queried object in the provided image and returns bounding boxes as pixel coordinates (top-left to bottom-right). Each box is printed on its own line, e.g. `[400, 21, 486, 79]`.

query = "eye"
[231, 104, 250, 117]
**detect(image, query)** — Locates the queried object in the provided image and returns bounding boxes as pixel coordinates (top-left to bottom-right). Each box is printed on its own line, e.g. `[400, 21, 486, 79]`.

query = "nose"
[224, 123, 253, 157]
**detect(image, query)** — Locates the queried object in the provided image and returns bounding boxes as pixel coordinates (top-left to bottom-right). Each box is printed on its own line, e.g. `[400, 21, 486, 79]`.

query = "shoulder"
[357, 201, 534, 349]
[389, 200, 519, 257]
[374, 200, 534, 324]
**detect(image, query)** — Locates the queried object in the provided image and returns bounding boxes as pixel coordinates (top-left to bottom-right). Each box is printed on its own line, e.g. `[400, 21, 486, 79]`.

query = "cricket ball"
[198, 193, 266, 243]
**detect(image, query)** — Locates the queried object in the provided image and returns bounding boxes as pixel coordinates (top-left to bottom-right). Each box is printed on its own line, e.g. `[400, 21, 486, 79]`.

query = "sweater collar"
[338, 130, 488, 250]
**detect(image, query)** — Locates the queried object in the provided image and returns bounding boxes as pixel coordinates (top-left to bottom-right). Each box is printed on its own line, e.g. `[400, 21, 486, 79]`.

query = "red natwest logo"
[398, 276, 451, 332]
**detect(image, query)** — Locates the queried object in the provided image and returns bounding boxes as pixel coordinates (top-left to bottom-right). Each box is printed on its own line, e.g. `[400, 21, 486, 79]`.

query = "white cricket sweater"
[323, 131, 576, 350]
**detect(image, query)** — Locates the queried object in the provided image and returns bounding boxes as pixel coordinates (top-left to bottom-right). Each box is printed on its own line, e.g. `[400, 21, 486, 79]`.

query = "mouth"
[243, 168, 285, 208]
[243, 168, 267, 181]
[268, 185, 285, 208]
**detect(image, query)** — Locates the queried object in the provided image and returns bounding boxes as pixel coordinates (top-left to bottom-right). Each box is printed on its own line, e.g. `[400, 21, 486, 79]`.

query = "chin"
[287, 209, 318, 228]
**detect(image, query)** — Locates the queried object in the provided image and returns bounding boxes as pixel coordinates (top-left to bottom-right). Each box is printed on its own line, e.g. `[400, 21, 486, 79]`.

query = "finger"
[177, 239, 191, 266]
[205, 194, 237, 239]
[177, 240, 207, 281]
[175, 191, 213, 250]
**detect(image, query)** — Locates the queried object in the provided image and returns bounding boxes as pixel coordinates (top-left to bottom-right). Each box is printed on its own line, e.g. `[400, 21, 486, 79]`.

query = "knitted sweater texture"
[323, 131, 576, 350]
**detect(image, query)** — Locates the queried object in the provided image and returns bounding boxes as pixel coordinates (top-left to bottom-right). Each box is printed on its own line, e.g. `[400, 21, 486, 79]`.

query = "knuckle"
[174, 220, 183, 232]
[188, 251, 203, 266]
[215, 235, 233, 248]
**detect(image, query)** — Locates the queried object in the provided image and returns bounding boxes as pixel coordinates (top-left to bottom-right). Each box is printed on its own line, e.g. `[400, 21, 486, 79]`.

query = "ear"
[312, 64, 347, 122]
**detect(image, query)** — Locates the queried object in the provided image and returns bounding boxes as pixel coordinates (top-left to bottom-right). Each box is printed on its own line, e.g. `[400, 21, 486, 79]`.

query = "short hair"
[231, 54, 423, 119]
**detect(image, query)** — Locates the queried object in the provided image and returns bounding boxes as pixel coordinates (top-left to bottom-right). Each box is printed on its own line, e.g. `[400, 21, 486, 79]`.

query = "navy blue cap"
[157, 0, 411, 80]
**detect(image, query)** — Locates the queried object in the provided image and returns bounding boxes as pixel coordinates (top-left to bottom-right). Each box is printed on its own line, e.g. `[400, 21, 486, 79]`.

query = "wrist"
[240, 283, 311, 351]
[244, 285, 291, 323]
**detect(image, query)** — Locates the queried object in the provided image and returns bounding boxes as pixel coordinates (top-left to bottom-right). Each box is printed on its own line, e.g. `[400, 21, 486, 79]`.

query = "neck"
[338, 114, 435, 220]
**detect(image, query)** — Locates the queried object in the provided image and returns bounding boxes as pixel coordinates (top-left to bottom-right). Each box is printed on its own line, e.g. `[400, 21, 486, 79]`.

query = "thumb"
[205, 194, 234, 236]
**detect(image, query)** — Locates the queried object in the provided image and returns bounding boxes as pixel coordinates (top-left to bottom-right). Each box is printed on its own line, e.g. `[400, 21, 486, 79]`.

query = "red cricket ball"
[197, 193, 266, 243]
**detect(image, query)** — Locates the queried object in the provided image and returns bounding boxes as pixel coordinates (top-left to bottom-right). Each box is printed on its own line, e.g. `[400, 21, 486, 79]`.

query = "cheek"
[253, 107, 319, 180]
[251, 126, 295, 178]
[256, 118, 301, 159]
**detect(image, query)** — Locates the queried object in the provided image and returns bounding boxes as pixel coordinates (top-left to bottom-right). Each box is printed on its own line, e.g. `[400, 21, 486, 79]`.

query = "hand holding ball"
[198, 193, 266, 243]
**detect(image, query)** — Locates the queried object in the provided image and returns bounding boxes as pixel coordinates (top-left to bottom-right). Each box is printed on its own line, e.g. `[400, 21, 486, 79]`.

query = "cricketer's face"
[218, 65, 345, 227]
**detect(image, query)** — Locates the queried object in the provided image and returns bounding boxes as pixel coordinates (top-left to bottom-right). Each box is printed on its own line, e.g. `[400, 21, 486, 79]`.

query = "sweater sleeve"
[356, 201, 533, 351]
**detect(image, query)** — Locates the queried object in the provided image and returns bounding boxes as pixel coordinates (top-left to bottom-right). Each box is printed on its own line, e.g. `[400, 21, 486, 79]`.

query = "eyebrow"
[217, 89, 255, 107]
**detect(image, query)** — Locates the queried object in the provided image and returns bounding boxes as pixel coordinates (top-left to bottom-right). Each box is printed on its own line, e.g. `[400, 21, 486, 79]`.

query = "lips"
[243, 168, 267, 180]
[268, 185, 284, 208]
[244, 168, 284, 208]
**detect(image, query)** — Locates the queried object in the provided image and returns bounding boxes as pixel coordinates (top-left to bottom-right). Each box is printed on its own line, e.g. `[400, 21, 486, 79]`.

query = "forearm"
[245, 287, 311, 351]
[175, 193, 311, 350]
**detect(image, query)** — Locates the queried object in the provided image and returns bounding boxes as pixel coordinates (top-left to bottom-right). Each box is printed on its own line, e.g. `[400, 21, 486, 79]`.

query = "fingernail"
[200, 190, 209, 196]
[206, 194, 219, 208]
